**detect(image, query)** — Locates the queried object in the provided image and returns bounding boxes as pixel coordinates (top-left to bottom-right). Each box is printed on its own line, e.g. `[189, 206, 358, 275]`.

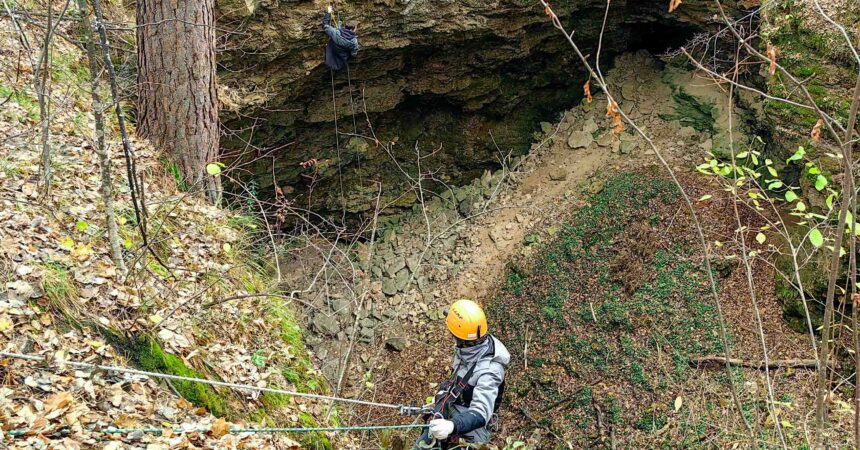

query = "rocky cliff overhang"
[216, 0, 741, 215]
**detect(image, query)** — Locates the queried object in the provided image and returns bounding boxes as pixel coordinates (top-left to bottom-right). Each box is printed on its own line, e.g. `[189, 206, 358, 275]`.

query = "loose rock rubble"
[292, 51, 757, 409]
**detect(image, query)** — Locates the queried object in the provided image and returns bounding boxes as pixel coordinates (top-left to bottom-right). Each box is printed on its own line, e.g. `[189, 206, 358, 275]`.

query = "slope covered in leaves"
[0, 15, 345, 450]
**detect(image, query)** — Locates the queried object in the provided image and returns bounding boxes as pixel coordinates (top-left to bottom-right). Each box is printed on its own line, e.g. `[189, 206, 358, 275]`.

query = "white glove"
[429, 418, 454, 440]
[326, 4, 333, 13]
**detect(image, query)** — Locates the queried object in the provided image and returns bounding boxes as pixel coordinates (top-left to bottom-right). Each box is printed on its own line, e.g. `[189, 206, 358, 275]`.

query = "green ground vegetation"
[488, 173, 730, 447]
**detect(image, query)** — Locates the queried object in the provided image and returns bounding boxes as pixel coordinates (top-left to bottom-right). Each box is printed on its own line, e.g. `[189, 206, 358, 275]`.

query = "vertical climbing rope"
[346, 63, 358, 136]
[330, 68, 347, 221]
[346, 63, 361, 179]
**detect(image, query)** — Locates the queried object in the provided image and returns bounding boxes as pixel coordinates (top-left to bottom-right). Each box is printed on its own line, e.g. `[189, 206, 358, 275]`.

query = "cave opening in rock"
[221, 1, 714, 220]
[625, 21, 701, 56]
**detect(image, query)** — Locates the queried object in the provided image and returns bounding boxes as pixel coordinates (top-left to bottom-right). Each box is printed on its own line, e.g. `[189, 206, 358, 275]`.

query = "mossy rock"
[774, 252, 829, 334]
[297, 411, 334, 450]
[129, 337, 231, 417]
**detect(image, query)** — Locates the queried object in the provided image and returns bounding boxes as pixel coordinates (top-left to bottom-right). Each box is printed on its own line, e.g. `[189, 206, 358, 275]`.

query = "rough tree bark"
[136, 0, 221, 203]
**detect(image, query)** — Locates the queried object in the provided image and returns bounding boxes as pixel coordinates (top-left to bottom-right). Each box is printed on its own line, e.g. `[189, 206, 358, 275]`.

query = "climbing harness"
[400, 337, 507, 446]
[432, 356, 480, 420]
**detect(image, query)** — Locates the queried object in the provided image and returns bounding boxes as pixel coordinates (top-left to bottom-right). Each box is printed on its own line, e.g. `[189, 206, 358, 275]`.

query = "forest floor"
[342, 52, 852, 449]
[1, 5, 855, 448]
[0, 16, 349, 450]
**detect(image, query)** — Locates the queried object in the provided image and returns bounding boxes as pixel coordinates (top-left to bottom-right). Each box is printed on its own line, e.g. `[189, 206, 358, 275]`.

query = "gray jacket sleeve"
[451, 368, 504, 435]
[322, 13, 339, 40]
[468, 366, 505, 422]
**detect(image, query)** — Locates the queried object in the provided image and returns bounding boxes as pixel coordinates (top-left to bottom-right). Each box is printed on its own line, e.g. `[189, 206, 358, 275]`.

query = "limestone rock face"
[217, 0, 733, 214]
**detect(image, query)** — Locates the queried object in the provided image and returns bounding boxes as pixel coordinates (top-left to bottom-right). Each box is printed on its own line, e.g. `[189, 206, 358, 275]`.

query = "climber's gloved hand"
[326, 4, 333, 13]
[429, 419, 454, 440]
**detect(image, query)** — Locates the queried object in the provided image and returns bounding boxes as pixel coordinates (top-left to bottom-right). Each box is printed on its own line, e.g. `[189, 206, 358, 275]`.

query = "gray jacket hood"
[454, 335, 510, 372]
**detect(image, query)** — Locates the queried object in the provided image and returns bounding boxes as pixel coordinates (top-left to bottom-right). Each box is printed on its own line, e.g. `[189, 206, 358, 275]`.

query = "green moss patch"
[659, 88, 717, 133]
[130, 338, 230, 417]
[489, 172, 729, 446]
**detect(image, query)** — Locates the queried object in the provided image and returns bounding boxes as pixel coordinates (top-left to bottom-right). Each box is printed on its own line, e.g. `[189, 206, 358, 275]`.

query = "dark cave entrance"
[230, 3, 715, 220]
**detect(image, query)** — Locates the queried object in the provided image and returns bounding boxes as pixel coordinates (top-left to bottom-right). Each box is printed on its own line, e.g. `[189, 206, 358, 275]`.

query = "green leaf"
[736, 151, 749, 159]
[785, 191, 798, 202]
[786, 146, 806, 163]
[767, 167, 778, 177]
[795, 201, 806, 212]
[698, 194, 713, 201]
[59, 237, 75, 251]
[206, 163, 223, 176]
[846, 211, 854, 226]
[826, 193, 835, 209]
[123, 238, 133, 250]
[815, 175, 827, 191]
[808, 167, 821, 175]
[756, 232, 766, 244]
[75, 220, 88, 232]
[720, 166, 732, 176]
[768, 181, 784, 190]
[810, 228, 824, 248]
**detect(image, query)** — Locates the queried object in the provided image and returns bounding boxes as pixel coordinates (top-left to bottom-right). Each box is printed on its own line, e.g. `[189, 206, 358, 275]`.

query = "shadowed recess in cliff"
[216, 0, 725, 218]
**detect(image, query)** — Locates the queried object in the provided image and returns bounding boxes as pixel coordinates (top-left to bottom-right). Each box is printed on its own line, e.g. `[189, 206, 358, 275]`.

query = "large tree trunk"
[136, 0, 221, 202]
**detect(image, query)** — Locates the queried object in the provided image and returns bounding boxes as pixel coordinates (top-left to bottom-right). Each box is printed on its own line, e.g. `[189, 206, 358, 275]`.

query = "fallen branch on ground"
[690, 356, 829, 370]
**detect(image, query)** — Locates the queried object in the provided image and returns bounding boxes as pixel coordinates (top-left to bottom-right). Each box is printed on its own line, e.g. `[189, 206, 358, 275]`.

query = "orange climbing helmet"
[446, 299, 488, 341]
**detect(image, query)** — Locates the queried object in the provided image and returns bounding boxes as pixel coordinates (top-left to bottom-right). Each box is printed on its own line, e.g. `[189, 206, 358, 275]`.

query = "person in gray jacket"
[414, 299, 510, 449]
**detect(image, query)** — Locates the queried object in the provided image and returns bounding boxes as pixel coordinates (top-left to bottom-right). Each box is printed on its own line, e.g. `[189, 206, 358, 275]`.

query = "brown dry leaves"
[0, 20, 343, 449]
[583, 79, 593, 103]
[210, 417, 230, 437]
[668, 0, 682, 13]
[766, 42, 778, 76]
[810, 118, 823, 143]
[606, 99, 623, 140]
[44, 391, 72, 413]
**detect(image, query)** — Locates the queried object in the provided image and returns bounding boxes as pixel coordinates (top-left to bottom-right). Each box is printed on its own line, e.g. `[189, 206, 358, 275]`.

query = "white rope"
[0, 351, 401, 410]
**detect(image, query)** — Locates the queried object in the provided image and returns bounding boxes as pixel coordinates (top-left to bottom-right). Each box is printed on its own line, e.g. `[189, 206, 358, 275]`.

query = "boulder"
[394, 268, 411, 292]
[549, 167, 568, 181]
[382, 277, 398, 296]
[621, 81, 638, 100]
[385, 256, 407, 277]
[359, 327, 375, 343]
[540, 122, 554, 134]
[596, 133, 613, 147]
[312, 313, 340, 336]
[620, 139, 639, 154]
[567, 131, 593, 149]
[385, 337, 408, 352]
[582, 118, 599, 134]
